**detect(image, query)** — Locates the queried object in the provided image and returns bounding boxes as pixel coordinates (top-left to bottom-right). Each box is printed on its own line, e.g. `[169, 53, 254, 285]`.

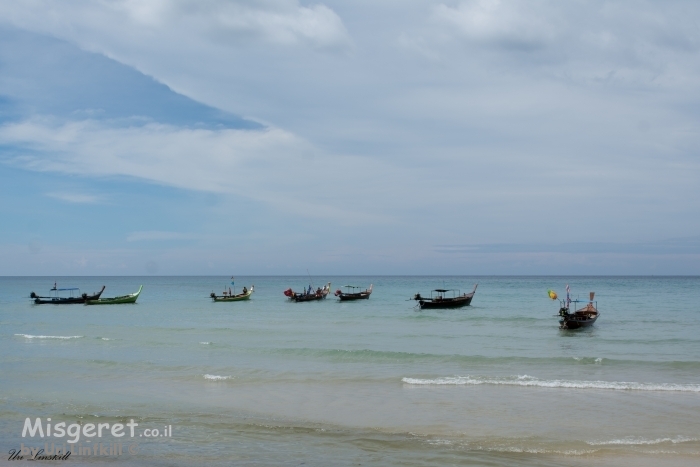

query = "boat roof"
[53, 287, 79, 291]
[343, 285, 362, 288]
[433, 289, 456, 293]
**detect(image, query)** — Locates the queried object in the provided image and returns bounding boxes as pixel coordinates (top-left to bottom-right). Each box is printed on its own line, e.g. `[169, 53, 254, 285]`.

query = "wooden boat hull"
[337, 284, 373, 301]
[211, 286, 254, 302]
[419, 294, 474, 309]
[559, 313, 598, 329]
[287, 283, 331, 302]
[294, 292, 329, 302]
[33, 286, 105, 304]
[558, 301, 600, 329]
[86, 286, 142, 305]
[338, 293, 371, 301]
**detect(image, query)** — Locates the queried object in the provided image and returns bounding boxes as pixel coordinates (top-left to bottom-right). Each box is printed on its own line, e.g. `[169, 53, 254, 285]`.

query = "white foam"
[203, 374, 232, 381]
[426, 439, 453, 446]
[587, 436, 698, 446]
[572, 357, 603, 364]
[15, 334, 83, 340]
[477, 446, 597, 455]
[199, 341, 212, 345]
[401, 375, 700, 392]
[100, 337, 112, 341]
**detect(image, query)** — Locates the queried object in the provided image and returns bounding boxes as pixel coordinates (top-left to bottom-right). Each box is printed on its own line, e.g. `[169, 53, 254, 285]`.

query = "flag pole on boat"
[307, 269, 315, 292]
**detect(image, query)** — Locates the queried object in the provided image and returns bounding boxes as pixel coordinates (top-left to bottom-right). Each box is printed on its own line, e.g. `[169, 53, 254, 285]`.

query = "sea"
[1, 276, 699, 466]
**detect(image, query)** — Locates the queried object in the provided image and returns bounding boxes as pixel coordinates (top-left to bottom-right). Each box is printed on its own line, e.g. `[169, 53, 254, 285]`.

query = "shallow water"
[1, 276, 699, 466]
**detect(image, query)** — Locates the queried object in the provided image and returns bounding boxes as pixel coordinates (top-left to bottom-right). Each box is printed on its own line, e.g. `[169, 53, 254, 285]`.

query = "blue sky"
[1, 0, 699, 275]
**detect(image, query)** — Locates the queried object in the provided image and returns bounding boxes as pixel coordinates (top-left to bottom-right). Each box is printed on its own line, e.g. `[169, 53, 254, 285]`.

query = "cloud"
[0, 0, 352, 51]
[425, 0, 700, 87]
[2, 2, 700, 274]
[0, 117, 306, 194]
[126, 231, 198, 242]
[433, 0, 553, 51]
[435, 236, 700, 255]
[0, 117, 396, 224]
[46, 192, 101, 203]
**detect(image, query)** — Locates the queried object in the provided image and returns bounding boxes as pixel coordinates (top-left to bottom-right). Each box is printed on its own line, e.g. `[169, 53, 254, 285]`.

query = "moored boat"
[210, 285, 254, 302]
[284, 282, 331, 302]
[334, 284, 373, 301]
[30, 284, 105, 304]
[86, 285, 142, 305]
[557, 290, 599, 329]
[412, 284, 478, 309]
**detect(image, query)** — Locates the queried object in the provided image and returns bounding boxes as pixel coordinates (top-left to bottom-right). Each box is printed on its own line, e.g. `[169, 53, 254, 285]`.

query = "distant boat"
[86, 285, 142, 305]
[558, 291, 599, 329]
[284, 282, 331, 302]
[210, 285, 254, 302]
[334, 284, 373, 301]
[30, 284, 105, 304]
[412, 284, 478, 309]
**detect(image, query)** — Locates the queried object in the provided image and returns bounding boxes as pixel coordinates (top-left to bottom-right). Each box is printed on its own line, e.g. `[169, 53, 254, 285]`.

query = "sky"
[0, 0, 699, 275]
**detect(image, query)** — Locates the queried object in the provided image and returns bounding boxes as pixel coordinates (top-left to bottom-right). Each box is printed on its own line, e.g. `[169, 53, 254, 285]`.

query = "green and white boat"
[86, 285, 142, 305]
[210, 285, 254, 302]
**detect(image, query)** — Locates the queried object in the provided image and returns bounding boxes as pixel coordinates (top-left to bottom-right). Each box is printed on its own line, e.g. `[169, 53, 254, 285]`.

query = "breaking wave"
[203, 374, 232, 381]
[401, 375, 700, 392]
[15, 334, 84, 340]
[587, 436, 699, 446]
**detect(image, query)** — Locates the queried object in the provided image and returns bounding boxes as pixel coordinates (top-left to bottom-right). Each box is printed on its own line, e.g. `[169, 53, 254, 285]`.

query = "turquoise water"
[1, 276, 699, 466]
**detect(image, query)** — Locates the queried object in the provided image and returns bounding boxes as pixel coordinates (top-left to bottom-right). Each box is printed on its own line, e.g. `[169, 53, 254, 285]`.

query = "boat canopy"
[433, 289, 453, 293]
[343, 285, 361, 288]
[54, 287, 79, 291]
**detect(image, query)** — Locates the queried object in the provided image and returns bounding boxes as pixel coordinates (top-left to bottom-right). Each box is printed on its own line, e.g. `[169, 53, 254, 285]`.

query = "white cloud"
[0, 117, 398, 224]
[426, 0, 700, 87]
[0, 117, 303, 191]
[46, 192, 101, 203]
[433, 0, 554, 49]
[126, 231, 197, 242]
[0, 0, 351, 51]
[2, 1, 700, 272]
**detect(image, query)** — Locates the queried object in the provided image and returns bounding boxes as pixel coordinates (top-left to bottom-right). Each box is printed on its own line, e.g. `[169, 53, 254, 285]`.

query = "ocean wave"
[203, 374, 232, 381]
[477, 447, 597, 455]
[15, 334, 83, 340]
[572, 357, 603, 364]
[587, 436, 699, 446]
[200, 342, 212, 345]
[262, 348, 700, 370]
[401, 375, 700, 392]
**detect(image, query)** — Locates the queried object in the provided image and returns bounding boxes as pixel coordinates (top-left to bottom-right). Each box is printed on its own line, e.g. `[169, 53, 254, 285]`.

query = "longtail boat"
[86, 285, 142, 305]
[334, 284, 373, 301]
[30, 284, 105, 304]
[412, 284, 478, 309]
[284, 282, 331, 302]
[210, 285, 254, 302]
[557, 291, 599, 329]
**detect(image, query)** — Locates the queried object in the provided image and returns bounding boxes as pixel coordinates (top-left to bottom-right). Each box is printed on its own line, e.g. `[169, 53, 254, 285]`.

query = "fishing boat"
[558, 291, 599, 329]
[284, 282, 331, 302]
[210, 285, 254, 302]
[30, 284, 105, 304]
[412, 284, 478, 309]
[86, 285, 142, 305]
[334, 284, 373, 301]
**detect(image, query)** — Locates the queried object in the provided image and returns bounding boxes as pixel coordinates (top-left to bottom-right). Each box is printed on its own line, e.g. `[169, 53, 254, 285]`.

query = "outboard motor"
[210, 292, 216, 298]
[30, 292, 37, 299]
[558, 307, 569, 317]
[413, 293, 422, 301]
